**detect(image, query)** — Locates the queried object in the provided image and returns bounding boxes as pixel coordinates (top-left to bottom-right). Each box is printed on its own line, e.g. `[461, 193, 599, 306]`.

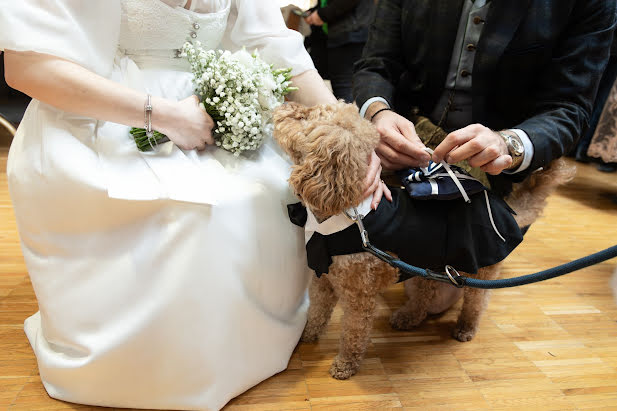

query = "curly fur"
[273, 101, 576, 379]
[274, 101, 379, 220]
[507, 158, 576, 227]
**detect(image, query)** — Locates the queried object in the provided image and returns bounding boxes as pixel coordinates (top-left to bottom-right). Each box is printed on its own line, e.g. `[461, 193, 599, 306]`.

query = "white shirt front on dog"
[304, 196, 374, 244]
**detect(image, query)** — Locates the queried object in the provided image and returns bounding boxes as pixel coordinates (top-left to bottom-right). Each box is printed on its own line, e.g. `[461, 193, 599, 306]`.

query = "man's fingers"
[377, 155, 398, 170]
[432, 124, 481, 163]
[376, 142, 418, 169]
[397, 119, 424, 145]
[445, 137, 492, 164]
[379, 125, 429, 162]
[481, 155, 513, 175]
[468, 145, 503, 168]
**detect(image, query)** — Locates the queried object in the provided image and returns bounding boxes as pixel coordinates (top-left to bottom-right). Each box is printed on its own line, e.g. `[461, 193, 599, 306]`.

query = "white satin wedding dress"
[1, 1, 314, 410]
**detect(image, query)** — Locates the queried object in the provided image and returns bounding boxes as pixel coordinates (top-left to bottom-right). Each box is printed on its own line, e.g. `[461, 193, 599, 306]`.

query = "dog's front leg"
[301, 275, 338, 342]
[329, 287, 377, 380]
[453, 264, 500, 341]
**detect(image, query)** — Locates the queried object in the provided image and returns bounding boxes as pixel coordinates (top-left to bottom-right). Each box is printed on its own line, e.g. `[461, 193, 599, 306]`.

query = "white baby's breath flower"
[180, 42, 293, 155]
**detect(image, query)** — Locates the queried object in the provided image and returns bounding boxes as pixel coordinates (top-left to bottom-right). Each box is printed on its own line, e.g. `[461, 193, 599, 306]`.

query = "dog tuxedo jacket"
[288, 164, 523, 279]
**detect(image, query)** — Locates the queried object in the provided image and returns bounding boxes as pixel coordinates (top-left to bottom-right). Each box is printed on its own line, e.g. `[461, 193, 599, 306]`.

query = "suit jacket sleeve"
[318, 0, 362, 24]
[515, 0, 617, 173]
[352, 0, 405, 108]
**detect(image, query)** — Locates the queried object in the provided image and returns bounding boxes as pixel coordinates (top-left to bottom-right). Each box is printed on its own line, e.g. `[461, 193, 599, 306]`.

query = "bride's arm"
[287, 70, 337, 106]
[223, 0, 338, 107]
[4, 50, 214, 150]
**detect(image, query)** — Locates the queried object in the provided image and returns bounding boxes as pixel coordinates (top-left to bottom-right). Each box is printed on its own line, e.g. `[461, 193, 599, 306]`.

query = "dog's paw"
[389, 308, 425, 331]
[300, 323, 324, 342]
[452, 324, 477, 342]
[329, 356, 358, 380]
[300, 329, 320, 343]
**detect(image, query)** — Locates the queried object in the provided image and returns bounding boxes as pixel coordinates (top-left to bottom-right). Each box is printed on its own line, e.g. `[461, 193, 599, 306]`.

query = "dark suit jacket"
[353, 0, 617, 194]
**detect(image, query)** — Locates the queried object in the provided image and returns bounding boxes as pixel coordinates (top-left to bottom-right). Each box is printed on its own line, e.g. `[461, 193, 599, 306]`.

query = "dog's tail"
[505, 158, 577, 228]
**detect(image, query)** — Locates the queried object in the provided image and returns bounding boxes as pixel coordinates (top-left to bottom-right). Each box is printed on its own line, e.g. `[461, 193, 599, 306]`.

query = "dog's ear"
[273, 102, 312, 163]
[289, 123, 374, 217]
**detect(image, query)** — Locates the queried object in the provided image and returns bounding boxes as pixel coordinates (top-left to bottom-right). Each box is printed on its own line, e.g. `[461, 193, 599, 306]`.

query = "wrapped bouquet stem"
[131, 42, 297, 155]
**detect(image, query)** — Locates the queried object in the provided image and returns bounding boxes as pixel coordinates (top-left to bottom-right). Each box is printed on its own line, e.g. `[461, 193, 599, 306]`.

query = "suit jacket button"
[473, 16, 484, 24]
[460, 69, 471, 78]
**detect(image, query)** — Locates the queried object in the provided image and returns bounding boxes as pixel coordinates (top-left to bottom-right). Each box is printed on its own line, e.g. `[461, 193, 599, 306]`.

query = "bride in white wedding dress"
[0, 1, 387, 410]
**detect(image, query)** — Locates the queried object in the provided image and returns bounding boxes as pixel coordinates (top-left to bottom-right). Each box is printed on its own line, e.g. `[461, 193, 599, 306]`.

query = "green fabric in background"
[320, 0, 328, 34]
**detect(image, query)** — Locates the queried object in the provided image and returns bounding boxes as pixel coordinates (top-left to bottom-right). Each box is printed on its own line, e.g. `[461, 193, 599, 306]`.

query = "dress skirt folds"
[1, 1, 315, 409]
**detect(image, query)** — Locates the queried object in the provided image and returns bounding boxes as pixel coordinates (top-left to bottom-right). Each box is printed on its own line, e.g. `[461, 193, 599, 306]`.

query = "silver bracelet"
[144, 94, 153, 139]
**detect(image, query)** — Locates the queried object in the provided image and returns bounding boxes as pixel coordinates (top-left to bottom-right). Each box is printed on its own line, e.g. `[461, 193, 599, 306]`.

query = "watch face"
[510, 136, 524, 156]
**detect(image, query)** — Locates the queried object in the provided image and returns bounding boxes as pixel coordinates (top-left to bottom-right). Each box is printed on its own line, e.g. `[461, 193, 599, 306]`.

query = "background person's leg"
[327, 42, 365, 103]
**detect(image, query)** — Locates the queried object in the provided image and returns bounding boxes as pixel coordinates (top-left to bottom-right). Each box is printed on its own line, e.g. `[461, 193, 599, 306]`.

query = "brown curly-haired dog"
[273, 101, 575, 379]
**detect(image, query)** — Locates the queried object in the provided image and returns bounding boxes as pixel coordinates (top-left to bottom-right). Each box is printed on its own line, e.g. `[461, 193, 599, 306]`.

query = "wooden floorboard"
[1, 143, 616, 410]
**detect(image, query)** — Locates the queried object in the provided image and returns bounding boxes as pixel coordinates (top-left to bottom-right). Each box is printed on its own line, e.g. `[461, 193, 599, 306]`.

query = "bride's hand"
[363, 151, 392, 210]
[157, 95, 215, 150]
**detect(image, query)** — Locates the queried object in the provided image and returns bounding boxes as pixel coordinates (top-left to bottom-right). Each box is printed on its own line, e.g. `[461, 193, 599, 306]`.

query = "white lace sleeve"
[221, 0, 315, 76]
[0, 0, 121, 76]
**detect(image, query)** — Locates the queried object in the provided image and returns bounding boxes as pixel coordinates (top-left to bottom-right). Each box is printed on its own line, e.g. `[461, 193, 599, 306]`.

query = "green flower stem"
[130, 128, 169, 152]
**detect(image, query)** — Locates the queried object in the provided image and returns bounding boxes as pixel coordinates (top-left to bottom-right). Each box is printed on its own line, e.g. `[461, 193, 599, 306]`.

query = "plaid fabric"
[353, 0, 617, 194]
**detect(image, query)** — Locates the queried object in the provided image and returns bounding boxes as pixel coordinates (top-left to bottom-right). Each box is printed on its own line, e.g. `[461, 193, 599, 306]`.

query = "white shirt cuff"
[359, 97, 390, 119]
[502, 128, 534, 174]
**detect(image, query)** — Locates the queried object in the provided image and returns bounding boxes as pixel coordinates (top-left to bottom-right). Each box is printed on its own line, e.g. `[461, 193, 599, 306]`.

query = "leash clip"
[346, 207, 370, 247]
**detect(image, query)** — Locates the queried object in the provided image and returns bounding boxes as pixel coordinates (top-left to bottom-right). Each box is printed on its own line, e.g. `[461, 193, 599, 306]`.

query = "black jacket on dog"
[288, 187, 523, 279]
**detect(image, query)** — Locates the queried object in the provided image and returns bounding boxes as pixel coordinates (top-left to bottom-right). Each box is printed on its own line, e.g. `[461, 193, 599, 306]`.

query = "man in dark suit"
[353, 0, 617, 195]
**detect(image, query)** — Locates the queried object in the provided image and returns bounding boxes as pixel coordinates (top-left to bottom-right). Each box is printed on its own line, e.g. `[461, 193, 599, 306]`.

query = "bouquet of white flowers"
[130, 41, 296, 155]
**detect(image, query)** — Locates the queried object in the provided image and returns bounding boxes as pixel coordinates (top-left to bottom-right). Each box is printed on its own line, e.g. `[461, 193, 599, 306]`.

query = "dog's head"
[273, 101, 380, 220]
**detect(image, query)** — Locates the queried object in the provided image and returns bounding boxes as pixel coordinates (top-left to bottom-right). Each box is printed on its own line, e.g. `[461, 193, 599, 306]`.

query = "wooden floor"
[1, 143, 617, 410]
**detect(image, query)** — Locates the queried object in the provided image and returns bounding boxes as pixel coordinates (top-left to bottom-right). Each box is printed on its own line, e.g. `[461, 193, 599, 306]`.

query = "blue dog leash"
[344, 147, 617, 289]
[346, 207, 617, 289]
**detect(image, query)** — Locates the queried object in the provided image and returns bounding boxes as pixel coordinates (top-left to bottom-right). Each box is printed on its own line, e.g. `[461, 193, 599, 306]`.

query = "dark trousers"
[307, 29, 365, 103]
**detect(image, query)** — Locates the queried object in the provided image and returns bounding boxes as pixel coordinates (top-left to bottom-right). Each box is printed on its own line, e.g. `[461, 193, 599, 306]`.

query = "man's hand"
[371, 109, 431, 170]
[432, 124, 512, 175]
[305, 11, 324, 26]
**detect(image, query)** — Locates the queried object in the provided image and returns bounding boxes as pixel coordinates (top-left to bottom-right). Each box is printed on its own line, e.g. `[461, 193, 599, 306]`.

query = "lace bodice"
[0, 0, 314, 78]
[119, 0, 231, 53]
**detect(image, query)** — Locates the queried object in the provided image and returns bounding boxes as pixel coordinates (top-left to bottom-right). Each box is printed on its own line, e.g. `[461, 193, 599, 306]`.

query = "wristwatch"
[498, 131, 525, 170]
